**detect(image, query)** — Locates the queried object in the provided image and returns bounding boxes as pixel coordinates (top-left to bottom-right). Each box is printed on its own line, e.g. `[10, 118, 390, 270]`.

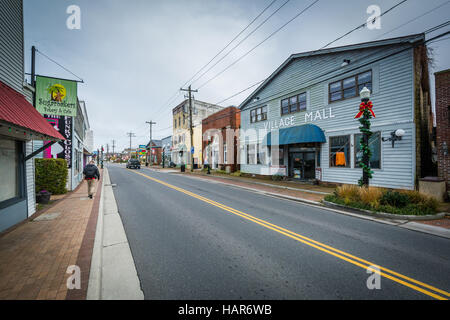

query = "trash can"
[181, 164, 185, 172]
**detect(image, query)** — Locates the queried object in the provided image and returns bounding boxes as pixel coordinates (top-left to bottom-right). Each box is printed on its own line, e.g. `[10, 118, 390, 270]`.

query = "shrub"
[272, 174, 283, 181]
[399, 190, 439, 212]
[336, 185, 360, 203]
[230, 170, 242, 177]
[35, 158, 68, 195]
[214, 169, 228, 174]
[380, 190, 409, 208]
[358, 187, 383, 208]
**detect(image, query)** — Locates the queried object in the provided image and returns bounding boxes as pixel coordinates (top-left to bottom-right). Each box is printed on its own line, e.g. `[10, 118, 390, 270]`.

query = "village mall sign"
[264, 107, 335, 131]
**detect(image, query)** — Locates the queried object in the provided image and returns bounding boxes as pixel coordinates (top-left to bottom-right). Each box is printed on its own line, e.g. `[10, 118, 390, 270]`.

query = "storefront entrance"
[289, 151, 315, 180]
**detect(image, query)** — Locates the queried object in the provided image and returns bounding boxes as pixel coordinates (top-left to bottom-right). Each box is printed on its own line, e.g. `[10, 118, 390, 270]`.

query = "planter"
[322, 200, 446, 221]
[36, 192, 51, 204]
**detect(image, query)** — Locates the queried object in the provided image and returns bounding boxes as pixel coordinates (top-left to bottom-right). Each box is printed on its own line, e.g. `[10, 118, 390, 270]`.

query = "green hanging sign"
[35, 76, 77, 117]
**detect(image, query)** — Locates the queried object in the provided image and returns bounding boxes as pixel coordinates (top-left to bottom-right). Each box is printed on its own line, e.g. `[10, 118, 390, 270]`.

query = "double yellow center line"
[129, 169, 449, 300]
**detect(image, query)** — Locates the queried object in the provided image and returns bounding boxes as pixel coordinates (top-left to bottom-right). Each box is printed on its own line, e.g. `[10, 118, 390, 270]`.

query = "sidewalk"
[0, 174, 103, 300]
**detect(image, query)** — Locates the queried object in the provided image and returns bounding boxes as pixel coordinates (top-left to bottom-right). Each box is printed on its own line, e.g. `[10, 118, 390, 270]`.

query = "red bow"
[355, 101, 375, 119]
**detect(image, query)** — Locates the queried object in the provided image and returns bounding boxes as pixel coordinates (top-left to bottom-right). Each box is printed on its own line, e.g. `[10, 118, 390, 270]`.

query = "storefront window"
[355, 132, 381, 169]
[247, 144, 256, 165]
[223, 143, 227, 164]
[329, 135, 350, 167]
[257, 144, 266, 165]
[0, 138, 20, 203]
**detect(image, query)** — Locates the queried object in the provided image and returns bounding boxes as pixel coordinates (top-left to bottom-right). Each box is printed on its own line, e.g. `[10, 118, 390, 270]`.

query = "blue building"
[239, 34, 434, 190]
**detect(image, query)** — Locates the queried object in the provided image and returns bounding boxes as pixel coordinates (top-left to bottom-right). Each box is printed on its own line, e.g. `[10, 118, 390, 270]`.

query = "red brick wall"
[435, 69, 450, 190]
[202, 107, 240, 171]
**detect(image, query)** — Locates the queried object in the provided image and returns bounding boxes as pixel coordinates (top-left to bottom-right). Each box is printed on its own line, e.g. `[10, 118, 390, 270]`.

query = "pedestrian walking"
[83, 160, 100, 199]
[204, 157, 211, 174]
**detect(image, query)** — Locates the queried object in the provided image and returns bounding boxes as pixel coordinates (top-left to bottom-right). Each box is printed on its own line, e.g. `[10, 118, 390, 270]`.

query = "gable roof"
[239, 33, 425, 109]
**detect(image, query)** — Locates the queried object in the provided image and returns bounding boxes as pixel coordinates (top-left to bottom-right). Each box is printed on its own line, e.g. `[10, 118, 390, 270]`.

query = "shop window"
[250, 106, 267, 123]
[247, 144, 256, 164]
[281, 92, 307, 115]
[0, 138, 20, 203]
[257, 144, 266, 165]
[329, 135, 350, 167]
[355, 132, 381, 169]
[223, 143, 227, 164]
[329, 70, 372, 103]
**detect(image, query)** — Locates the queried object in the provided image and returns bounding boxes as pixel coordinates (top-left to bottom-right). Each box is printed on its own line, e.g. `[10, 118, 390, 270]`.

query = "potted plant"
[36, 189, 52, 204]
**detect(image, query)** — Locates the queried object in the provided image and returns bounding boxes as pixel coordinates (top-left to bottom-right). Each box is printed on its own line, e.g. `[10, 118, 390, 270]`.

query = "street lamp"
[382, 129, 405, 148]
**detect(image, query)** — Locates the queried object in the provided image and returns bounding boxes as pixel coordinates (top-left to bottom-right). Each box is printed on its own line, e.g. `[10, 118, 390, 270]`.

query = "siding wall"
[0, 0, 24, 92]
[240, 43, 416, 189]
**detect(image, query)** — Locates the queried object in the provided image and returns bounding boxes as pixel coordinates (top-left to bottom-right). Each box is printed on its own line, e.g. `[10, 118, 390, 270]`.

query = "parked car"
[126, 159, 141, 169]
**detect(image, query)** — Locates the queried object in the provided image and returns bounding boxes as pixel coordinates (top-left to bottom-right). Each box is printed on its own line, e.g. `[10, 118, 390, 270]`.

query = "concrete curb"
[86, 167, 144, 300]
[322, 200, 447, 221]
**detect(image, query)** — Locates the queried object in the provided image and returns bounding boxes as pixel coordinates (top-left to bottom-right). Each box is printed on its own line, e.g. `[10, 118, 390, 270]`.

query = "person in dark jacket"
[83, 160, 100, 199]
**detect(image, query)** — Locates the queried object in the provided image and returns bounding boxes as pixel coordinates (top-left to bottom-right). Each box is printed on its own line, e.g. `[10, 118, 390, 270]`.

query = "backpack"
[84, 165, 97, 178]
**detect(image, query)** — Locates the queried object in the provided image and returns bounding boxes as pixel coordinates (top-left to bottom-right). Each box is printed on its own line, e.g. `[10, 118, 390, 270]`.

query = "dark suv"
[126, 159, 141, 169]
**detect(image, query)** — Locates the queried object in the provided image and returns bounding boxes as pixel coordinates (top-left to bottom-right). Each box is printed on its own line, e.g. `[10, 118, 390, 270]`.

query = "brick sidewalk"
[0, 175, 102, 300]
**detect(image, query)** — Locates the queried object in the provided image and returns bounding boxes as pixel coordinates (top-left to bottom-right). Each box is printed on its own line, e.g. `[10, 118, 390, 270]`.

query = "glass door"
[289, 152, 316, 180]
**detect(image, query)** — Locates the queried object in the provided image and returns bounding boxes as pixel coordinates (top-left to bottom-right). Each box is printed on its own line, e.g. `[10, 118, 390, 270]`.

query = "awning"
[0, 81, 65, 141]
[265, 124, 326, 146]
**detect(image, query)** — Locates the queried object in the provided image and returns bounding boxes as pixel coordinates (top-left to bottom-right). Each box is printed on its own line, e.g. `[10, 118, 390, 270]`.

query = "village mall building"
[239, 34, 434, 190]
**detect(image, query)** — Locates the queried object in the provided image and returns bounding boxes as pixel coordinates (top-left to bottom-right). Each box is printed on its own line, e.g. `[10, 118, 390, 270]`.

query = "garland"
[356, 102, 375, 187]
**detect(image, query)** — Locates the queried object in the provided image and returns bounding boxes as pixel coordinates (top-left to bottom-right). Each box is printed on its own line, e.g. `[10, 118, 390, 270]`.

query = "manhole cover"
[33, 212, 61, 221]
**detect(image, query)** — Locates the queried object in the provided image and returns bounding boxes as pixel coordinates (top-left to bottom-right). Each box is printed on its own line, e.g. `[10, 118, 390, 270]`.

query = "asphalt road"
[107, 164, 450, 300]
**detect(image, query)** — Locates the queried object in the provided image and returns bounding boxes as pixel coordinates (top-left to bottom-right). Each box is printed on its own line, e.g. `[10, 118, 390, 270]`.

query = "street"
[107, 164, 450, 300]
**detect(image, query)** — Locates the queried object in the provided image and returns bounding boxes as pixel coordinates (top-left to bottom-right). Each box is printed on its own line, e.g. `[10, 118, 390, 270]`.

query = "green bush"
[271, 174, 283, 181]
[214, 169, 228, 174]
[380, 190, 409, 208]
[35, 158, 68, 195]
[230, 170, 242, 177]
[326, 187, 439, 216]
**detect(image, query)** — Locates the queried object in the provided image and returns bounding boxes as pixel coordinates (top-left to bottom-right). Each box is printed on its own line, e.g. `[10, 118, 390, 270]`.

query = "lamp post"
[356, 87, 375, 187]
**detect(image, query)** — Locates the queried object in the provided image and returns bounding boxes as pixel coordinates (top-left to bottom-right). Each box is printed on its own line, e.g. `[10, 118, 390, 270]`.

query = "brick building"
[202, 106, 241, 172]
[435, 69, 450, 193]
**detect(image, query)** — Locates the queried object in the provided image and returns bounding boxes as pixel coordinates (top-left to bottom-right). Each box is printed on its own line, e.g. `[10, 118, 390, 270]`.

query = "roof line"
[239, 33, 424, 109]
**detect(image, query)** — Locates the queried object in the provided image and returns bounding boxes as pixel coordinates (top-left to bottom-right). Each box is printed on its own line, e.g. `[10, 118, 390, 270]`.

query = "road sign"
[191, 147, 194, 154]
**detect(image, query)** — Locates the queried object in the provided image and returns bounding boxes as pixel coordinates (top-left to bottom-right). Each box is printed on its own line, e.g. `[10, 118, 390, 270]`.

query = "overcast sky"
[23, 0, 450, 152]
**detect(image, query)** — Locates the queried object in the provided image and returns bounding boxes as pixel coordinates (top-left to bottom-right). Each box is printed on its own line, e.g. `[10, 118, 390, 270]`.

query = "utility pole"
[112, 139, 116, 157]
[146, 121, 156, 166]
[31, 46, 36, 107]
[127, 132, 136, 158]
[106, 144, 109, 161]
[180, 85, 198, 172]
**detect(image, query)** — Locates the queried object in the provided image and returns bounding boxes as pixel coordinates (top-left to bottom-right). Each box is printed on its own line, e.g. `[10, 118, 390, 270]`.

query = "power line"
[424, 20, 450, 34]
[35, 49, 84, 82]
[190, 0, 291, 86]
[214, 79, 266, 105]
[321, 0, 409, 49]
[197, 0, 321, 89]
[182, 0, 279, 88]
[374, 1, 450, 40]
[237, 29, 450, 109]
[152, 0, 280, 122]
